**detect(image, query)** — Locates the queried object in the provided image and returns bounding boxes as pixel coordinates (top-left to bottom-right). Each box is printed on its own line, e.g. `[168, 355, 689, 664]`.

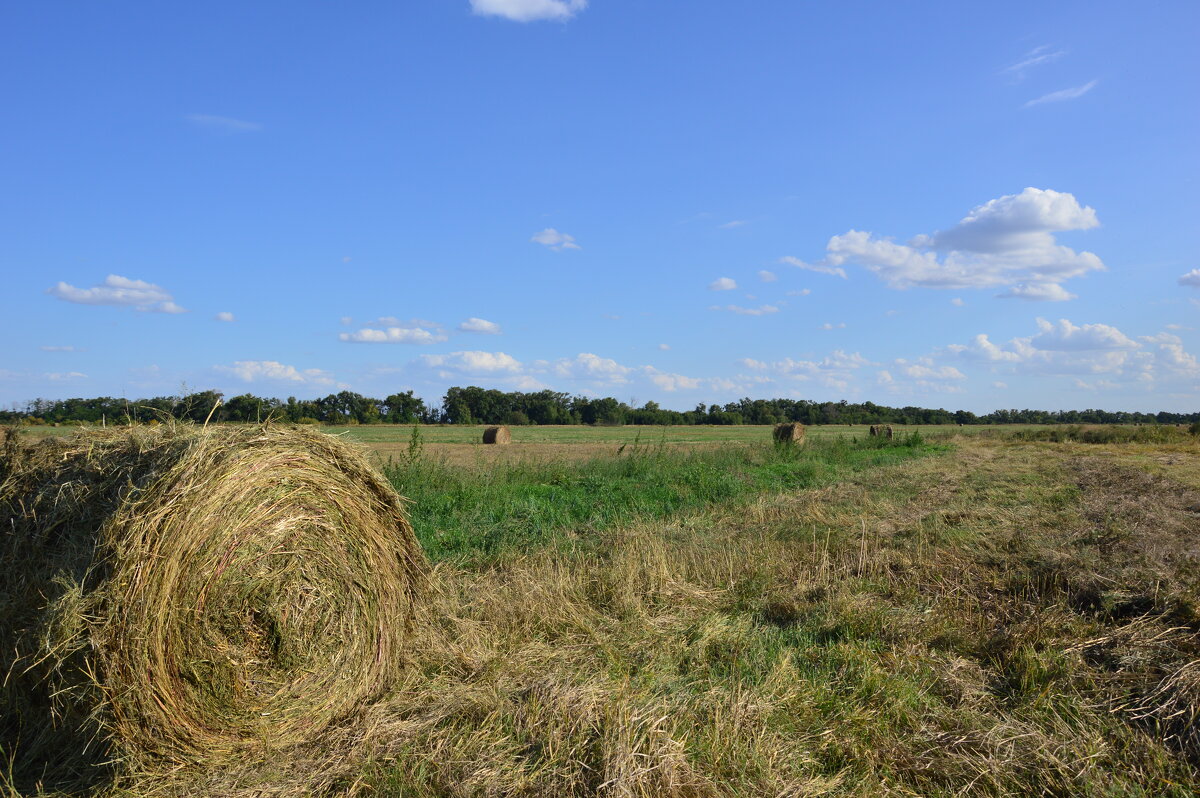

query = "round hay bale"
[0, 424, 425, 790]
[869, 425, 878, 437]
[884, 425, 894, 439]
[482, 425, 511, 444]
[772, 422, 806, 445]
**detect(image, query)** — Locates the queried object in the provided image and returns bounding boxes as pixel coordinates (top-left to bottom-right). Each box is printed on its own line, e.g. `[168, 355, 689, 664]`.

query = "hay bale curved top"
[483, 425, 511, 444]
[0, 424, 425, 790]
[772, 422, 806, 444]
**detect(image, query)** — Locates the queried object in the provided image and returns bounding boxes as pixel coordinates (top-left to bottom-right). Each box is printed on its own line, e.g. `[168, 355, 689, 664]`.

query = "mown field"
[5, 424, 1200, 796]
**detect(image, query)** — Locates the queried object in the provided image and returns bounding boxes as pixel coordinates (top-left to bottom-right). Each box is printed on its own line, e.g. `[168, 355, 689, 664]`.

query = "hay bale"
[884, 425, 894, 439]
[0, 424, 425, 791]
[869, 425, 878, 437]
[482, 425, 511, 444]
[772, 423, 806, 445]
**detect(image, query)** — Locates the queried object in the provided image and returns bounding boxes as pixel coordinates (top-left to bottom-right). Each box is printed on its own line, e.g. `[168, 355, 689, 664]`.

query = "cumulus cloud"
[738, 350, 871, 391]
[459, 317, 502, 334]
[470, 0, 587, 22]
[541, 353, 632, 385]
[643, 367, 701, 392]
[1178, 269, 1200, 287]
[1025, 80, 1098, 107]
[658, 343, 670, 351]
[217, 360, 334, 385]
[712, 304, 778, 316]
[340, 326, 447, 344]
[821, 322, 846, 330]
[787, 288, 812, 297]
[820, 188, 1103, 300]
[779, 256, 847, 279]
[48, 274, 187, 313]
[45, 371, 87, 381]
[531, 228, 581, 251]
[900, 363, 966, 380]
[215, 311, 235, 322]
[708, 277, 737, 291]
[758, 270, 777, 282]
[420, 350, 523, 374]
[185, 114, 262, 132]
[1029, 318, 1138, 351]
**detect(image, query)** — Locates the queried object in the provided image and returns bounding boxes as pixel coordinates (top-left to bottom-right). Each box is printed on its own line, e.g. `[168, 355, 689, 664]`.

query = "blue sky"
[3, 0, 1198, 413]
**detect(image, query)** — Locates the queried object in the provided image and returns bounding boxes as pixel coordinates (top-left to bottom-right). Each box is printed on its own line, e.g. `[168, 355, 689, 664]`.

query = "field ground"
[5, 425, 1200, 795]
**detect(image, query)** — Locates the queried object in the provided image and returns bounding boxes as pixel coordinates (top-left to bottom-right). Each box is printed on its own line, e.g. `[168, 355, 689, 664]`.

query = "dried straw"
[482, 425, 512, 444]
[0, 424, 425, 792]
[772, 423, 806, 445]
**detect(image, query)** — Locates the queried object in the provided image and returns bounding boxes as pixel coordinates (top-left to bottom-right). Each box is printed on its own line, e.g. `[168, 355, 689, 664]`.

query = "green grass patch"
[384, 431, 940, 563]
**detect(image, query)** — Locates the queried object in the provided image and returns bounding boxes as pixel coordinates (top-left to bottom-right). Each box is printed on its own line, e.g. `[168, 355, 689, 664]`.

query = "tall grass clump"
[1006, 424, 1193, 444]
[384, 429, 937, 563]
[0, 424, 425, 794]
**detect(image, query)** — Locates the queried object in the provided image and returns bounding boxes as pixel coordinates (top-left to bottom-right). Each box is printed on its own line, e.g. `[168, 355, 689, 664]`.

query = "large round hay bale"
[0, 424, 425, 791]
[482, 425, 511, 444]
[772, 422, 806, 445]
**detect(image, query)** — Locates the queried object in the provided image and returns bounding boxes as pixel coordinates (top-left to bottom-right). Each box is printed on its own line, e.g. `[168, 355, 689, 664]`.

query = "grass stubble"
[5, 426, 1200, 795]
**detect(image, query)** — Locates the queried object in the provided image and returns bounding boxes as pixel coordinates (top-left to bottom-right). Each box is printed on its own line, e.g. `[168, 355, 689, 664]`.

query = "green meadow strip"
[382, 431, 941, 563]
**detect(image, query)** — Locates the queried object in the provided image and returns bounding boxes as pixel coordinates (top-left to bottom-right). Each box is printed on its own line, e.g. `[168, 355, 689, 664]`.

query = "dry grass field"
[4, 425, 1199, 796]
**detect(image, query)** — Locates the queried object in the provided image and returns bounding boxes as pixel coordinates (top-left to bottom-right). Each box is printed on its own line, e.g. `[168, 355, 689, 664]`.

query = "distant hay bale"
[0, 424, 425, 791]
[869, 425, 878, 437]
[772, 422, 806, 445]
[884, 425, 894, 439]
[483, 425, 512, 444]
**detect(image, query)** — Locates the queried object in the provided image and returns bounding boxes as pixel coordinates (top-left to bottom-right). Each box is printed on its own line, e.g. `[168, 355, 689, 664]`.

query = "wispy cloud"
[470, 0, 587, 22]
[531, 228, 581, 251]
[1025, 80, 1098, 107]
[48, 274, 187, 313]
[1002, 45, 1066, 78]
[40, 345, 84, 352]
[718, 220, 747, 229]
[779, 256, 848, 279]
[711, 304, 779, 316]
[185, 114, 263, 132]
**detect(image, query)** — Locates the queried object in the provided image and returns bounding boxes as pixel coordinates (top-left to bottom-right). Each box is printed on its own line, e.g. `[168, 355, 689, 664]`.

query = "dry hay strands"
[0, 424, 426, 793]
[482, 425, 512, 444]
[772, 422, 807, 445]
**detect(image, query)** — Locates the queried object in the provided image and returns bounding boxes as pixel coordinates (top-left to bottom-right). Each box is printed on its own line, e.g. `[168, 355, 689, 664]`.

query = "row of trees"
[4, 388, 1198, 427]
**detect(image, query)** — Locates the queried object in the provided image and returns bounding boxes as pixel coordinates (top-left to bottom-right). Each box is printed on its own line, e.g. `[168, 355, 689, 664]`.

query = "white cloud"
[643, 367, 701, 392]
[787, 288, 812, 297]
[48, 274, 187, 313]
[531, 228, 581, 251]
[420, 350, 523, 374]
[215, 311, 235, 322]
[340, 316, 353, 325]
[901, 363, 966, 381]
[1002, 45, 1066, 78]
[996, 282, 1076, 301]
[40, 345, 83, 352]
[758, 269, 777, 282]
[1178, 269, 1200, 287]
[459, 317, 502, 335]
[45, 371, 87, 381]
[658, 343, 670, 351]
[1025, 80, 1098, 107]
[951, 298, 964, 306]
[1030, 318, 1139, 351]
[543, 353, 632, 385]
[779, 255, 847, 279]
[708, 277, 737, 291]
[719, 220, 747, 229]
[821, 322, 846, 330]
[470, 0, 587, 22]
[185, 114, 262, 132]
[737, 349, 871, 391]
[711, 304, 779, 316]
[822, 188, 1103, 300]
[340, 325, 447, 344]
[217, 360, 334, 385]
[992, 381, 1008, 389]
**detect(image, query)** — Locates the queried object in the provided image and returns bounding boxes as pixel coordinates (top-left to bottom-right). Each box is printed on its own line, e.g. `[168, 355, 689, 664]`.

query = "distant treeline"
[4, 387, 1198, 428]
